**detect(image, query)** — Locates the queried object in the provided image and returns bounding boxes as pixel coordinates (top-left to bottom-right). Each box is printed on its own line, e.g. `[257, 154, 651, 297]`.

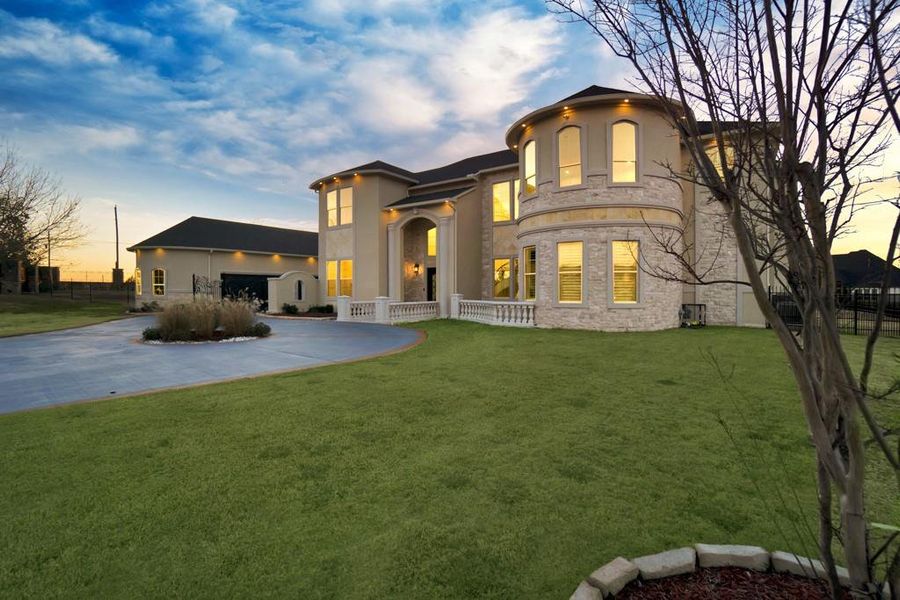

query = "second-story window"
[523, 140, 536, 194]
[327, 187, 353, 227]
[492, 181, 511, 221]
[558, 126, 582, 187]
[611, 121, 637, 183]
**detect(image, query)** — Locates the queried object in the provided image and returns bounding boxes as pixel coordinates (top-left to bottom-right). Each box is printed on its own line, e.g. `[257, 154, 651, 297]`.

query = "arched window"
[523, 140, 536, 194]
[558, 126, 581, 187]
[611, 121, 637, 183]
[296, 280, 304, 301]
[151, 268, 165, 296]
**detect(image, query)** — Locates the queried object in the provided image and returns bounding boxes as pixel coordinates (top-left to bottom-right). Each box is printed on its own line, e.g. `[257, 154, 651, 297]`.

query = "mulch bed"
[275, 312, 336, 318]
[616, 567, 852, 599]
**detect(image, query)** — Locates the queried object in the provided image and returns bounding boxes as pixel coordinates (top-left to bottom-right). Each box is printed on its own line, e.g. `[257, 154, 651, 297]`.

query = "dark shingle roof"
[342, 160, 417, 180]
[557, 85, 634, 103]
[834, 250, 900, 288]
[412, 150, 517, 186]
[386, 187, 475, 208]
[127, 216, 318, 256]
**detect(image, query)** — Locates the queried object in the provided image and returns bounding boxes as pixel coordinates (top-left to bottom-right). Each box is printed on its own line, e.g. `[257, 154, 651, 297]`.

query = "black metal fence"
[769, 286, 900, 338]
[20, 282, 135, 304]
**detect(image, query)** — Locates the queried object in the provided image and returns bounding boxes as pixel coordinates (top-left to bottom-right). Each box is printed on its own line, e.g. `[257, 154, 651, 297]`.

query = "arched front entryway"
[387, 208, 455, 317]
[401, 217, 437, 302]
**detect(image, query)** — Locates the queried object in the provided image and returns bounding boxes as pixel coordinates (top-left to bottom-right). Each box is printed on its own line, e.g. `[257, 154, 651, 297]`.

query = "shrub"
[142, 327, 162, 341]
[282, 303, 299, 315]
[218, 298, 256, 338]
[250, 322, 271, 337]
[140, 301, 161, 313]
[308, 304, 335, 314]
[157, 302, 195, 341]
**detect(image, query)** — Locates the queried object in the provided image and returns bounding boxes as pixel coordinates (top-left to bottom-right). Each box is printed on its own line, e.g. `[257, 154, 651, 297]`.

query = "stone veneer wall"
[515, 170, 684, 332]
[692, 200, 739, 325]
[480, 168, 520, 299]
[520, 225, 682, 331]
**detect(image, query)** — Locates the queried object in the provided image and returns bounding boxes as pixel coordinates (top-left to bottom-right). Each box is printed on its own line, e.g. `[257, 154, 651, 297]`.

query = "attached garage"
[127, 216, 318, 308]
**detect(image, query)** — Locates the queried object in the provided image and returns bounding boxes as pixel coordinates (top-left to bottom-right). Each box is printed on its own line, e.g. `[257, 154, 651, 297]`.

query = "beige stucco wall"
[132, 248, 316, 306]
[267, 270, 320, 313]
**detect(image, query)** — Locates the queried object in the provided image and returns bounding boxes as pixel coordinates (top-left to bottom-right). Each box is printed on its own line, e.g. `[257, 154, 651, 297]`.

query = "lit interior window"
[493, 258, 511, 298]
[151, 268, 165, 296]
[523, 246, 536, 301]
[611, 121, 637, 183]
[558, 126, 582, 187]
[557, 241, 582, 303]
[134, 268, 142, 296]
[327, 190, 338, 227]
[705, 144, 735, 177]
[513, 179, 521, 219]
[340, 187, 353, 225]
[339, 259, 353, 296]
[523, 141, 536, 194]
[427, 227, 436, 257]
[612, 241, 639, 303]
[326, 260, 337, 296]
[492, 181, 511, 222]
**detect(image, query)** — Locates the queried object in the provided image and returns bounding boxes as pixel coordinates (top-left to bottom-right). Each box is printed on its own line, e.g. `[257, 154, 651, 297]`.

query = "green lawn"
[0, 322, 897, 598]
[0, 295, 128, 337]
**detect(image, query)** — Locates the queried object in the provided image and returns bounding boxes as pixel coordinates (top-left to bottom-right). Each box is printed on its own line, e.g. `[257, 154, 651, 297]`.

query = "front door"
[426, 267, 437, 302]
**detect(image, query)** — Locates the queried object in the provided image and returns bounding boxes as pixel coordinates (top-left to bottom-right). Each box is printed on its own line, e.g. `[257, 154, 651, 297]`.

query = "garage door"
[221, 273, 278, 303]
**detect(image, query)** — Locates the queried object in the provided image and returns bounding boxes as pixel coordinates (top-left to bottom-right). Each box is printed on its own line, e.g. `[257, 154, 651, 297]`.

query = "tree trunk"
[817, 457, 841, 597]
[840, 413, 872, 592]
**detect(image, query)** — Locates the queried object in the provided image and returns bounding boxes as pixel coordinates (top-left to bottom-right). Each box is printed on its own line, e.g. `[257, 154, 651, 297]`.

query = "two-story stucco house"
[310, 85, 765, 331]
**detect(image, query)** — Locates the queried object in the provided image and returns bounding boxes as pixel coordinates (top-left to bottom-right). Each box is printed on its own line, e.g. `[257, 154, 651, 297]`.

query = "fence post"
[374, 296, 390, 324]
[853, 291, 858, 336]
[70, 283, 74, 300]
[450, 293, 462, 319]
[89, 283, 92, 303]
[336, 295, 351, 322]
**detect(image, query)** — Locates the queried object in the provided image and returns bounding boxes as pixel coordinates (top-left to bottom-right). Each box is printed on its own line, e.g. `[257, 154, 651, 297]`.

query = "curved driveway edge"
[0, 316, 423, 415]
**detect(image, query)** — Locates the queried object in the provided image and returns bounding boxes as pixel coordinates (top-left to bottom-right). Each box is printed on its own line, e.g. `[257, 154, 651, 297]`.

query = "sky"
[0, 0, 896, 280]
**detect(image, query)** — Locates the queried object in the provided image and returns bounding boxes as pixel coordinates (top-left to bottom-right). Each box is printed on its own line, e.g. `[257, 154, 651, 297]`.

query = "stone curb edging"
[570, 544, 889, 599]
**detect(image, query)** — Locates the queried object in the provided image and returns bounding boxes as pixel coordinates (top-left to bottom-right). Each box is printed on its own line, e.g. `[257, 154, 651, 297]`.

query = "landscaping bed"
[141, 298, 271, 342]
[617, 567, 850, 599]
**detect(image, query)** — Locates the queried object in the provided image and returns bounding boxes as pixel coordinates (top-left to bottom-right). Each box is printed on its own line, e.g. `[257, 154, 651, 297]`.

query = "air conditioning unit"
[680, 303, 707, 328]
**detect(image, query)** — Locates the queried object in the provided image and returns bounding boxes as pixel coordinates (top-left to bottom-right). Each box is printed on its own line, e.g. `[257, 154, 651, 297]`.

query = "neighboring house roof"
[412, 150, 517, 186]
[127, 216, 318, 256]
[386, 186, 475, 209]
[557, 85, 635, 103]
[834, 250, 900, 288]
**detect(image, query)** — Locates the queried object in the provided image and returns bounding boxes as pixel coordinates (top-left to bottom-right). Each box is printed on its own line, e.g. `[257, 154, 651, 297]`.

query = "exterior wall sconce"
[413, 263, 420, 276]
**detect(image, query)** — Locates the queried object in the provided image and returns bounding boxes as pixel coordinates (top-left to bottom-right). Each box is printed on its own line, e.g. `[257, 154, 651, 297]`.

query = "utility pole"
[112, 205, 124, 285]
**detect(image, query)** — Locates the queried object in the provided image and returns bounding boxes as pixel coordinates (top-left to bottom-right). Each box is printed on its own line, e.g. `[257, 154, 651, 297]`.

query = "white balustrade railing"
[348, 301, 376, 321]
[457, 299, 536, 327]
[389, 301, 439, 323]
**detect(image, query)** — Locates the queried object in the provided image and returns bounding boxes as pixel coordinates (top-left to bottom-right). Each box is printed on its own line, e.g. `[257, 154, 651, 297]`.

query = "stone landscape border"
[569, 543, 888, 599]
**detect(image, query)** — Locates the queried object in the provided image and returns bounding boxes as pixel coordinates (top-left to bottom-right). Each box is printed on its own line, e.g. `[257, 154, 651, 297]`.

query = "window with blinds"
[611, 121, 637, 183]
[326, 260, 337, 296]
[523, 140, 536, 194]
[326, 190, 338, 227]
[705, 144, 735, 177]
[493, 258, 511, 298]
[339, 187, 353, 225]
[134, 268, 142, 296]
[612, 241, 639, 303]
[557, 241, 582, 303]
[513, 179, 520, 219]
[558, 126, 582, 187]
[523, 246, 536, 300]
[339, 259, 353, 296]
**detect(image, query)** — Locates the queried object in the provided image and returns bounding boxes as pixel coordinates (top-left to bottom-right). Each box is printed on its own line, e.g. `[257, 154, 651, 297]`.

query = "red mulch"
[616, 567, 852, 600]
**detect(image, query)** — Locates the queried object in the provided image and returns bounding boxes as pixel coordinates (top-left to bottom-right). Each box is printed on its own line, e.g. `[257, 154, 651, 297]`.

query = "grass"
[0, 322, 897, 598]
[0, 295, 128, 337]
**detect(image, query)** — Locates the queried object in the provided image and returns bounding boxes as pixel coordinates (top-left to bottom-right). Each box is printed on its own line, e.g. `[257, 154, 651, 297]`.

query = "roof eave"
[308, 168, 418, 190]
[504, 92, 684, 148]
[127, 245, 316, 258]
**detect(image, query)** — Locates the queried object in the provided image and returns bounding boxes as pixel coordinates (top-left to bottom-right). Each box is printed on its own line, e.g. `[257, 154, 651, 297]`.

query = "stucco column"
[336, 295, 351, 321]
[374, 296, 390, 324]
[450, 293, 462, 319]
[387, 223, 401, 301]
[438, 216, 453, 317]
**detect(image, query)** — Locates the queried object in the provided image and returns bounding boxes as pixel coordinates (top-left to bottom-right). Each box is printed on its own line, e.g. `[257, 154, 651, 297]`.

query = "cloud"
[66, 125, 141, 151]
[0, 11, 117, 65]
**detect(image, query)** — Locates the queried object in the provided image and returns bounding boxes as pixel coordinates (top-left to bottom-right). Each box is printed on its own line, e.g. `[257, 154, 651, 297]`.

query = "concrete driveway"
[0, 316, 422, 415]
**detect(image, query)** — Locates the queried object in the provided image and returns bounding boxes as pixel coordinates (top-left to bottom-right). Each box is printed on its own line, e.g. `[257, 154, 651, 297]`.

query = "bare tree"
[546, 0, 899, 596]
[0, 145, 84, 286]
